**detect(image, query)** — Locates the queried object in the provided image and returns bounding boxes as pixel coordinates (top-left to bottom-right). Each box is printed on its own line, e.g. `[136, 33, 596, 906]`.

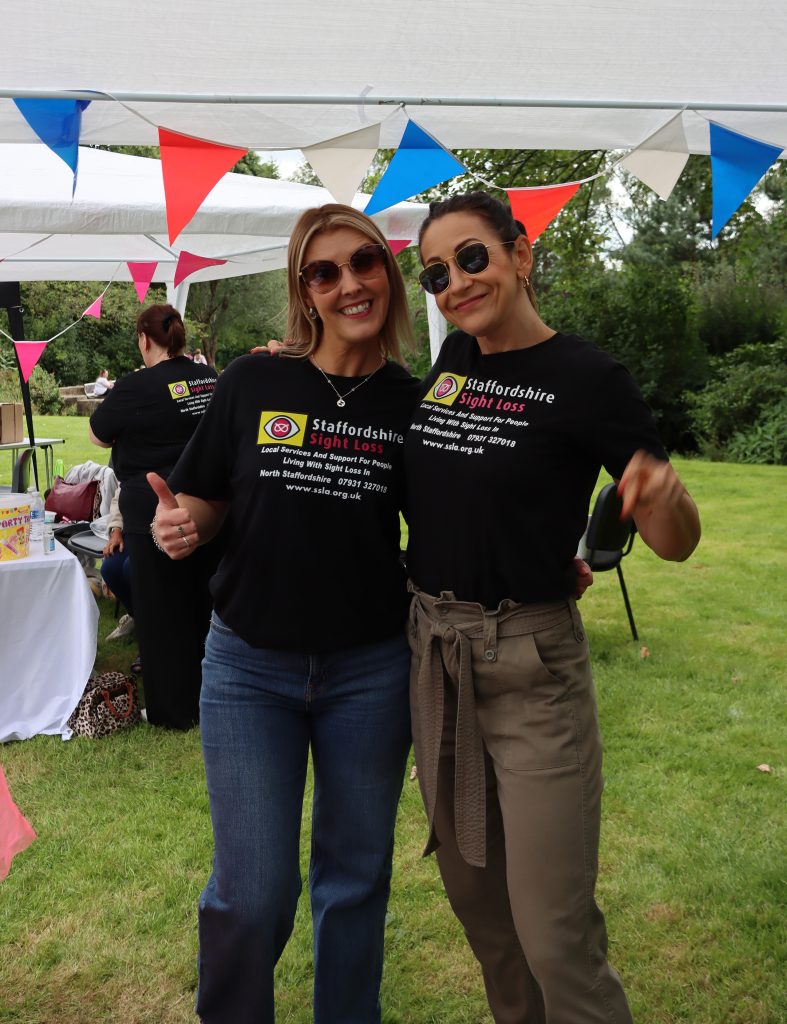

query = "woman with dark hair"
[405, 192, 700, 1023]
[89, 303, 220, 729]
[148, 206, 421, 1024]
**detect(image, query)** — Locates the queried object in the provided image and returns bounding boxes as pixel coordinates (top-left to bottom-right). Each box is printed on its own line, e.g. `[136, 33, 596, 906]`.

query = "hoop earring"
[522, 276, 531, 291]
[308, 307, 319, 320]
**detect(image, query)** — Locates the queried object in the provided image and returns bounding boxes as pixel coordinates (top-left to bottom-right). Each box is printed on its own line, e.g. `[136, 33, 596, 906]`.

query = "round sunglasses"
[418, 241, 515, 295]
[299, 243, 388, 294]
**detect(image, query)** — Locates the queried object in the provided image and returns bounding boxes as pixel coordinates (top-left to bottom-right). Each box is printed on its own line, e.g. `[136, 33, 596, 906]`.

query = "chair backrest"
[11, 448, 34, 493]
[585, 482, 635, 555]
[84, 382, 97, 398]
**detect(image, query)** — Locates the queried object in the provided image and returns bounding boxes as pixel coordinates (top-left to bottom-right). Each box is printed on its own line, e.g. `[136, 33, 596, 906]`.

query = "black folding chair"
[577, 482, 639, 640]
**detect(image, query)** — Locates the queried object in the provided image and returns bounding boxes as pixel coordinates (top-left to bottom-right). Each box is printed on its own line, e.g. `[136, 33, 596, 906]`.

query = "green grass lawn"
[0, 415, 111, 490]
[1, 434, 785, 1023]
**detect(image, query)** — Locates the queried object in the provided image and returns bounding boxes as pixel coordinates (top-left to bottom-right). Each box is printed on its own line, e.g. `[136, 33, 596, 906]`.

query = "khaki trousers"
[408, 586, 633, 1024]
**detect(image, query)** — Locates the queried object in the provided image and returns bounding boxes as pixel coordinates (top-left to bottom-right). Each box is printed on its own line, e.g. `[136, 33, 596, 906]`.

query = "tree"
[22, 279, 168, 385]
[187, 271, 288, 368]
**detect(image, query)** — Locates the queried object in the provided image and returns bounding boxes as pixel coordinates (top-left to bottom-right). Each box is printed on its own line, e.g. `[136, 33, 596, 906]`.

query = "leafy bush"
[0, 365, 64, 414]
[725, 399, 787, 465]
[683, 340, 787, 463]
[540, 260, 707, 451]
[22, 280, 164, 385]
[695, 265, 785, 355]
[28, 366, 64, 414]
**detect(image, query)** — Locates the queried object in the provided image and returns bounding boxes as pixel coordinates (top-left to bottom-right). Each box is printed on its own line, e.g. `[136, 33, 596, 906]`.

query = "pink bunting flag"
[128, 261, 158, 303]
[174, 251, 227, 287]
[13, 341, 48, 383]
[507, 182, 582, 242]
[0, 765, 36, 880]
[387, 239, 411, 256]
[83, 295, 103, 319]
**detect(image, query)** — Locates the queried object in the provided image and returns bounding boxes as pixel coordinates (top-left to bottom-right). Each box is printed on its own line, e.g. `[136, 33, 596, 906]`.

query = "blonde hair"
[285, 204, 413, 362]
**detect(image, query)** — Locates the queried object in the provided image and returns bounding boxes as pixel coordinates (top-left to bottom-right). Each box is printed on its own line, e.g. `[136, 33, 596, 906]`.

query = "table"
[0, 539, 98, 742]
[0, 437, 65, 492]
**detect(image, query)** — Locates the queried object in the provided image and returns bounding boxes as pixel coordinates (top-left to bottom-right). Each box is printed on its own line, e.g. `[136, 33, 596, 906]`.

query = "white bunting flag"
[618, 113, 690, 201]
[303, 123, 381, 206]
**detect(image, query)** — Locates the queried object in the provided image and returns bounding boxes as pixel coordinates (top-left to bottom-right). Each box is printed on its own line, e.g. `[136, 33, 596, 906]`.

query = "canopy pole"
[166, 281, 190, 315]
[0, 282, 39, 491]
[2, 90, 787, 114]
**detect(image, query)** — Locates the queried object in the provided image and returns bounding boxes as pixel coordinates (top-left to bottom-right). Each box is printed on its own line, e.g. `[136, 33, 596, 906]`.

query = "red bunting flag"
[13, 341, 48, 383]
[387, 239, 411, 256]
[83, 295, 102, 319]
[174, 251, 227, 287]
[507, 183, 582, 242]
[159, 127, 248, 245]
[128, 262, 158, 303]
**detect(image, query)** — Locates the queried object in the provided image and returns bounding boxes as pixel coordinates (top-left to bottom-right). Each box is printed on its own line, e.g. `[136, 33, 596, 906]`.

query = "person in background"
[101, 486, 135, 641]
[192, 347, 208, 365]
[404, 191, 701, 1024]
[149, 205, 421, 1024]
[88, 304, 221, 729]
[93, 369, 114, 396]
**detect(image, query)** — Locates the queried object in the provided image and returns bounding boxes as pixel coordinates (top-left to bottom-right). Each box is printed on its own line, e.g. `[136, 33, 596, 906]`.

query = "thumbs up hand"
[147, 472, 198, 559]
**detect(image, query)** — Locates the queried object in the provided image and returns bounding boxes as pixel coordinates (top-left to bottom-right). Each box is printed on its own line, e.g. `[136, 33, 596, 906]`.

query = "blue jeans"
[101, 548, 133, 616]
[196, 615, 411, 1024]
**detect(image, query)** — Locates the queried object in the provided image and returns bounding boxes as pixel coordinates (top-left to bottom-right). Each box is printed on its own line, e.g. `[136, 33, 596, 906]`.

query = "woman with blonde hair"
[148, 205, 421, 1023]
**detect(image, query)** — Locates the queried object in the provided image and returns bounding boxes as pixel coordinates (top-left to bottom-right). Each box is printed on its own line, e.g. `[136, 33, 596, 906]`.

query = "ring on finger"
[176, 525, 185, 537]
[181, 536, 190, 549]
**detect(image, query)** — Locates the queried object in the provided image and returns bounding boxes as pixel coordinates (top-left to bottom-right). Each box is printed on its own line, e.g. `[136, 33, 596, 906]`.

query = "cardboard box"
[0, 403, 23, 444]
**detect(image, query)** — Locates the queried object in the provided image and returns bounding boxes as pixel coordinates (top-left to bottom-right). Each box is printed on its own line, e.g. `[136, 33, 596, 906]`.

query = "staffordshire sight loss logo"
[257, 411, 308, 447]
[426, 372, 468, 407]
[168, 380, 191, 399]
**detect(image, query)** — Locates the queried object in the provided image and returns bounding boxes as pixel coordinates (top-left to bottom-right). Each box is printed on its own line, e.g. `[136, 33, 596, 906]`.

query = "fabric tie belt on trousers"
[409, 584, 582, 868]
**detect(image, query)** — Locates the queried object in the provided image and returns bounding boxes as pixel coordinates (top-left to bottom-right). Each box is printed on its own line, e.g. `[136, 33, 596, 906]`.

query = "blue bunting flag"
[364, 120, 465, 216]
[710, 123, 783, 238]
[13, 98, 91, 193]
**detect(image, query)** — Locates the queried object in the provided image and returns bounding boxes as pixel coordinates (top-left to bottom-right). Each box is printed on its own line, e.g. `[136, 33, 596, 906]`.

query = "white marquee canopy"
[0, 145, 428, 287]
[2, 1, 786, 156]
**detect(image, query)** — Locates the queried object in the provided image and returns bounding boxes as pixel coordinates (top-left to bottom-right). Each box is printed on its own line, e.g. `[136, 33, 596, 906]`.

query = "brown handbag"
[44, 476, 100, 522]
[67, 672, 142, 738]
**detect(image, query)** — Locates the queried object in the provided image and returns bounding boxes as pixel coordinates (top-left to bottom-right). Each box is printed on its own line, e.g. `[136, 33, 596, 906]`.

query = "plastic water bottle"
[28, 487, 45, 543]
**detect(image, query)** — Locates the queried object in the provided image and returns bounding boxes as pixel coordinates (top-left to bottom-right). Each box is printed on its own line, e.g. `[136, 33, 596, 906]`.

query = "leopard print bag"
[67, 671, 142, 738]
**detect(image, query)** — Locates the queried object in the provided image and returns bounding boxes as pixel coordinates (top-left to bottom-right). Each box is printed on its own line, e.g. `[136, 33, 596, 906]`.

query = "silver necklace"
[310, 355, 385, 407]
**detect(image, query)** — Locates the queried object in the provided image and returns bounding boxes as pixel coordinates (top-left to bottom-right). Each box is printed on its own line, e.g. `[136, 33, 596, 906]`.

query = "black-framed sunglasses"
[299, 243, 388, 294]
[418, 241, 516, 295]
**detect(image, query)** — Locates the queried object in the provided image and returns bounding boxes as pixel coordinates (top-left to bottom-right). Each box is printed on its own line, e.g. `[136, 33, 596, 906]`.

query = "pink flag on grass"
[0, 765, 36, 880]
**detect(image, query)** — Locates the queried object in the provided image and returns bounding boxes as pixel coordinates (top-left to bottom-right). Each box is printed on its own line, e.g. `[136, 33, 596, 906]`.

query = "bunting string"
[4, 95, 785, 315]
[0, 262, 122, 346]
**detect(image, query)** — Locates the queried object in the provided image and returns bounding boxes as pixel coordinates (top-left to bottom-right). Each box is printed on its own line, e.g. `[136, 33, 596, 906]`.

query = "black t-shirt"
[404, 330, 667, 608]
[90, 357, 218, 533]
[167, 354, 421, 653]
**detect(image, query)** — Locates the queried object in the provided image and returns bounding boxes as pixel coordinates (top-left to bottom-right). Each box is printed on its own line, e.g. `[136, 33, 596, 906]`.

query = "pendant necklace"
[310, 355, 386, 407]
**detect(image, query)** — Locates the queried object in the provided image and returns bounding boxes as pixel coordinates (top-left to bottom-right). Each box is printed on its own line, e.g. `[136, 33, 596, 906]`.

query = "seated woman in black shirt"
[149, 206, 421, 1024]
[89, 305, 219, 728]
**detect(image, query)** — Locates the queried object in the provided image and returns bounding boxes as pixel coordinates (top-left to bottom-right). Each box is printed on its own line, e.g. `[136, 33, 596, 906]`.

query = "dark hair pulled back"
[418, 191, 537, 308]
[136, 304, 186, 358]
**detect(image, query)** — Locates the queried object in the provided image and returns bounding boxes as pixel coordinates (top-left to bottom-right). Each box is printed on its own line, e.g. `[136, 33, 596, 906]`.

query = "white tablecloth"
[0, 541, 98, 742]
